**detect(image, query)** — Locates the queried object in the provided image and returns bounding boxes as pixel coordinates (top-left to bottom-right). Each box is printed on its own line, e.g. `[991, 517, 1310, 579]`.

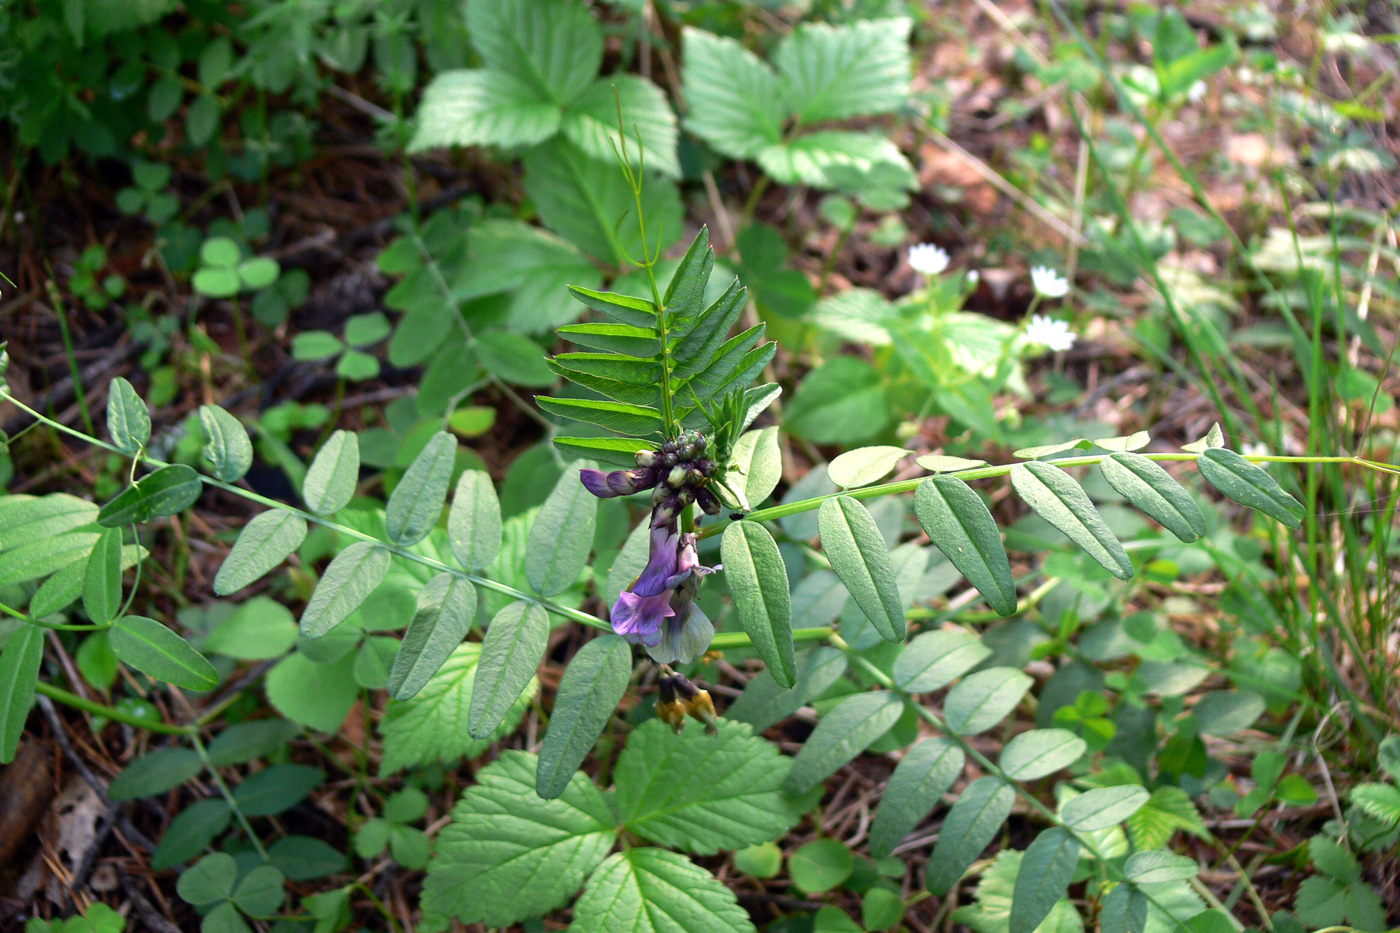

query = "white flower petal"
[909, 243, 950, 276]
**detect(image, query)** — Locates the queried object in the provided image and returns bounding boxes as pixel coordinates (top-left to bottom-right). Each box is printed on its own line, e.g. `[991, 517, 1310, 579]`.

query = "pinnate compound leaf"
[614, 719, 805, 854]
[1197, 448, 1304, 528]
[869, 738, 964, 858]
[302, 430, 359, 515]
[0, 625, 44, 763]
[1060, 786, 1150, 831]
[772, 17, 912, 122]
[422, 751, 616, 926]
[214, 510, 308, 595]
[1010, 829, 1081, 933]
[110, 615, 218, 690]
[1011, 461, 1133, 579]
[570, 848, 756, 933]
[998, 729, 1086, 780]
[944, 667, 1032, 736]
[380, 643, 536, 774]
[785, 691, 903, 796]
[389, 573, 477, 700]
[469, 601, 549, 738]
[914, 475, 1017, 616]
[827, 446, 909, 489]
[536, 634, 631, 799]
[893, 628, 992, 693]
[386, 431, 455, 546]
[198, 404, 253, 482]
[721, 522, 795, 688]
[448, 470, 503, 571]
[409, 70, 562, 151]
[106, 377, 151, 453]
[83, 527, 123, 624]
[300, 541, 390, 638]
[819, 496, 906, 642]
[681, 28, 784, 159]
[1099, 452, 1206, 542]
[526, 460, 597, 597]
[926, 776, 1015, 895]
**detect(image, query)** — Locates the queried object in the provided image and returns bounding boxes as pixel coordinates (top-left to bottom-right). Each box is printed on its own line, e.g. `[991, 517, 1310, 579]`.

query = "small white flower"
[1187, 80, 1207, 103]
[1026, 315, 1075, 352]
[1030, 266, 1070, 299]
[1241, 442, 1268, 458]
[966, 269, 980, 286]
[909, 243, 950, 277]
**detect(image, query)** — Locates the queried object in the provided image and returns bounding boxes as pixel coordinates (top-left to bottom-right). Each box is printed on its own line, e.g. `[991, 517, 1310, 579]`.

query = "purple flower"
[578, 467, 659, 499]
[609, 527, 719, 664]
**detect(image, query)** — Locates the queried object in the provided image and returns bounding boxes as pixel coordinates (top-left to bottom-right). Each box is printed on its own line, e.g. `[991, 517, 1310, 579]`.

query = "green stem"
[35, 682, 193, 735]
[46, 280, 97, 437]
[710, 626, 832, 651]
[192, 732, 270, 860]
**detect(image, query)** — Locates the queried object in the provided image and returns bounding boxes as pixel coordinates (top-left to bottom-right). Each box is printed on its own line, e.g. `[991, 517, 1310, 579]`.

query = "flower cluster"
[655, 672, 718, 735]
[578, 433, 722, 666]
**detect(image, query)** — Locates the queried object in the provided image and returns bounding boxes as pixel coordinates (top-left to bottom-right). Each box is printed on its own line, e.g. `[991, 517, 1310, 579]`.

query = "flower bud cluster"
[656, 672, 718, 735]
[579, 432, 723, 526]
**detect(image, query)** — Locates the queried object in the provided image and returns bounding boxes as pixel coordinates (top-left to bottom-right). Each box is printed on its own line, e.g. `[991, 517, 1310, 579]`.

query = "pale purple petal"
[611, 591, 672, 647]
[632, 525, 680, 597]
[579, 468, 619, 498]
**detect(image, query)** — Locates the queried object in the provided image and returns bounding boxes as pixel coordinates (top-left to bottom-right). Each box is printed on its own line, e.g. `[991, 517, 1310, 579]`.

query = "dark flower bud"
[696, 487, 721, 515]
[663, 451, 678, 467]
[686, 688, 719, 735]
[684, 468, 705, 487]
[607, 467, 659, 496]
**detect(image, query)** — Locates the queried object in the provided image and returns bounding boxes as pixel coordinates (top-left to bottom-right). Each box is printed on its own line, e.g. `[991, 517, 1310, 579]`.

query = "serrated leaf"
[465, 0, 601, 105]
[1126, 787, 1207, 850]
[819, 496, 905, 642]
[1010, 829, 1080, 933]
[82, 527, 123, 624]
[1350, 784, 1400, 827]
[914, 475, 1018, 616]
[785, 691, 903, 796]
[537, 397, 665, 436]
[389, 573, 477, 700]
[1124, 851, 1198, 883]
[1059, 786, 1150, 831]
[560, 74, 679, 178]
[998, 729, 1086, 780]
[1011, 461, 1134, 579]
[213, 510, 308, 595]
[681, 28, 784, 158]
[422, 750, 615, 926]
[198, 404, 253, 482]
[302, 430, 359, 515]
[828, 446, 909, 488]
[0, 625, 43, 763]
[469, 601, 548, 738]
[300, 541, 390, 638]
[570, 847, 756, 933]
[110, 615, 218, 690]
[721, 522, 795, 688]
[614, 719, 805, 854]
[926, 776, 1015, 895]
[409, 69, 561, 151]
[1197, 448, 1304, 528]
[1099, 452, 1206, 542]
[526, 461, 597, 597]
[772, 17, 912, 122]
[106, 377, 150, 453]
[386, 431, 455, 546]
[757, 130, 913, 188]
[869, 738, 964, 858]
[537, 634, 631, 799]
[944, 667, 1032, 735]
[447, 470, 502, 572]
[892, 628, 991, 693]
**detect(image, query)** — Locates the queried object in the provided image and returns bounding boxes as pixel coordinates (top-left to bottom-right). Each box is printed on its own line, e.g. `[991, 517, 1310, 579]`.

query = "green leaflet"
[660, 223, 714, 334]
[784, 691, 903, 796]
[302, 430, 359, 515]
[0, 493, 97, 546]
[1198, 447, 1305, 528]
[233, 763, 325, 817]
[827, 445, 909, 488]
[892, 628, 991, 693]
[926, 776, 1015, 895]
[570, 848, 756, 933]
[198, 404, 253, 482]
[385, 431, 455, 546]
[1060, 785, 1150, 831]
[109, 748, 204, 800]
[422, 751, 617, 927]
[213, 510, 308, 595]
[106, 376, 151, 454]
[98, 464, 203, 527]
[721, 522, 795, 688]
[725, 426, 782, 510]
[469, 601, 548, 738]
[1099, 452, 1206, 542]
[389, 573, 477, 700]
[0, 532, 99, 589]
[1123, 851, 1199, 883]
[671, 279, 746, 382]
[944, 667, 1033, 736]
[998, 729, 1087, 780]
[525, 461, 597, 597]
[869, 737, 964, 858]
[556, 322, 659, 356]
[447, 470, 502, 572]
[1010, 828, 1080, 933]
[1010, 461, 1133, 579]
[82, 527, 123, 624]
[535, 397, 665, 436]
[110, 615, 218, 690]
[568, 287, 660, 329]
[726, 646, 848, 733]
[536, 634, 632, 799]
[300, 541, 391, 638]
[1101, 882, 1149, 933]
[465, 0, 601, 106]
[206, 719, 301, 767]
[30, 543, 142, 617]
[553, 436, 653, 468]
[613, 719, 805, 854]
[913, 475, 1017, 616]
[818, 496, 906, 642]
[771, 17, 912, 123]
[0, 624, 44, 763]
